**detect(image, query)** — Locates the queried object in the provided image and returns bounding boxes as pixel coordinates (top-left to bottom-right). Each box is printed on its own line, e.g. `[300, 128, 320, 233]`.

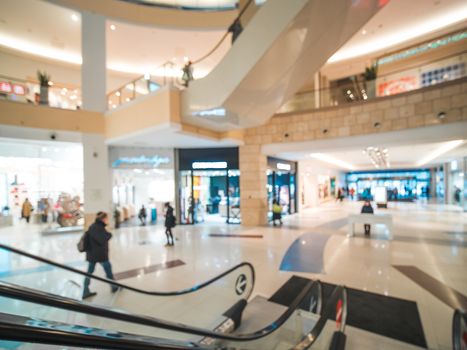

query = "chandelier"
[363, 147, 390, 169]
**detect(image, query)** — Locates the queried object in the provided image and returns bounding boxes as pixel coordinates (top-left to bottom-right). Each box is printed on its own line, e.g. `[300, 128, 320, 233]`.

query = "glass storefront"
[346, 169, 431, 201]
[267, 157, 297, 218]
[178, 148, 240, 224]
[109, 147, 175, 226]
[0, 139, 83, 227]
[447, 159, 465, 210]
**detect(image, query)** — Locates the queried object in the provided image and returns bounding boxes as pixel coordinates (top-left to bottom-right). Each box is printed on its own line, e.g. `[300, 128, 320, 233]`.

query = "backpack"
[77, 231, 89, 253]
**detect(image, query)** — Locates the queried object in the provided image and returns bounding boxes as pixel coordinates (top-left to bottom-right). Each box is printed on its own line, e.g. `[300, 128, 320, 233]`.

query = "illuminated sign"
[192, 161, 227, 169]
[112, 155, 170, 168]
[277, 163, 291, 171]
[0, 81, 27, 96]
[193, 108, 226, 117]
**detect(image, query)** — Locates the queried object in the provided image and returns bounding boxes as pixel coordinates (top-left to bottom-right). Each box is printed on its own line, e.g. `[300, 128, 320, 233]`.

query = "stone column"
[81, 12, 107, 112]
[239, 144, 268, 226]
[82, 134, 112, 229]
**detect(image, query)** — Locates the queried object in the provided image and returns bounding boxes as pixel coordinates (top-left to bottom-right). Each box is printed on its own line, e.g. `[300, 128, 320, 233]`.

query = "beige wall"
[239, 78, 467, 225]
[0, 100, 104, 134]
[105, 88, 180, 140]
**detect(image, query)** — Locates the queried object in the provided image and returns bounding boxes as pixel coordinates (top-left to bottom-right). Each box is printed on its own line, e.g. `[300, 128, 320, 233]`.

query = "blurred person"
[82, 212, 118, 299]
[21, 198, 33, 223]
[361, 200, 374, 236]
[164, 202, 176, 246]
[272, 199, 283, 226]
[138, 205, 147, 226]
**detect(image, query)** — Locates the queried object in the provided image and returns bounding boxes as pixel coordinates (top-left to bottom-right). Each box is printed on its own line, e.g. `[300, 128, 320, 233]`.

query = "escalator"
[0, 243, 348, 349]
[181, 0, 385, 130]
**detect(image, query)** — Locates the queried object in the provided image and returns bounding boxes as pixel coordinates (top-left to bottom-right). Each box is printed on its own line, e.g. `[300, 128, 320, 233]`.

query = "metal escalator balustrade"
[0, 243, 255, 337]
[0, 278, 348, 349]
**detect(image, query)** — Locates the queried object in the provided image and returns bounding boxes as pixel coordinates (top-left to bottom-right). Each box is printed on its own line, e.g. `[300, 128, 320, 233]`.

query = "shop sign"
[112, 155, 170, 168]
[0, 81, 27, 95]
[277, 163, 291, 171]
[192, 161, 227, 169]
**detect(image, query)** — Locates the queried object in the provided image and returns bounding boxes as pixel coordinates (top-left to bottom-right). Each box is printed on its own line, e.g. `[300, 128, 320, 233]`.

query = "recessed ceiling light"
[71, 14, 79, 22]
[110, 24, 116, 31]
[361, 29, 367, 35]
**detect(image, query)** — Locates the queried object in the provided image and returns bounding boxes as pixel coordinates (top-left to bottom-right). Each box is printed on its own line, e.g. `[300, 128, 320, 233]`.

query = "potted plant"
[364, 64, 378, 99]
[37, 70, 51, 105]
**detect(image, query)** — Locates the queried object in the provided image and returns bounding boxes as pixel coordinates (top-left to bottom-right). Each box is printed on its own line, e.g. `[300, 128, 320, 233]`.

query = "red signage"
[0, 81, 27, 96]
[0, 82, 12, 93]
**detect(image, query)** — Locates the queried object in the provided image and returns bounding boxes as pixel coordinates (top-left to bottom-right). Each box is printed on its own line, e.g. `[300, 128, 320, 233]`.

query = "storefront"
[267, 157, 298, 217]
[178, 148, 240, 224]
[346, 169, 431, 201]
[109, 147, 175, 226]
[0, 139, 83, 227]
[446, 158, 466, 210]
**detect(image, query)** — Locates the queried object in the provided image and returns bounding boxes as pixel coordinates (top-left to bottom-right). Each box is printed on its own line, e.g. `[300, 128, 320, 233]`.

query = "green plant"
[364, 64, 378, 81]
[37, 70, 51, 87]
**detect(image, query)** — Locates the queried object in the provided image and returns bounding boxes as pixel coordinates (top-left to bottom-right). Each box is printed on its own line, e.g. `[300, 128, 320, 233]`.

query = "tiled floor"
[0, 200, 465, 349]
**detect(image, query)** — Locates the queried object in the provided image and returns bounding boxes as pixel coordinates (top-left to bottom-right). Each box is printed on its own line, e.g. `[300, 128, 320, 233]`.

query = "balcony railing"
[278, 50, 467, 114]
[0, 75, 81, 110]
[106, 74, 162, 110]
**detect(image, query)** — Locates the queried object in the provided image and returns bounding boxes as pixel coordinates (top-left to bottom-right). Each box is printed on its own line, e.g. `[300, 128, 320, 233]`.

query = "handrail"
[293, 285, 348, 350]
[452, 308, 467, 350]
[0, 312, 203, 350]
[0, 243, 254, 299]
[191, 0, 254, 65]
[0, 281, 346, 349]
[0, 279, 319, 342]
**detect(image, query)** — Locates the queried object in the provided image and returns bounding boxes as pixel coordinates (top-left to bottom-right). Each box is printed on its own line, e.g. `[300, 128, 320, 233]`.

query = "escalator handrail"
[0, 243, 255, 299]
[293, 285, 348, 350]
[0, 312, 204, 350]
[0, 278, 319, 342]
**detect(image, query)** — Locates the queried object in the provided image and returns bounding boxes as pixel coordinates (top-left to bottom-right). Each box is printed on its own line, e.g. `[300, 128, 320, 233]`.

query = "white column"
[81, 12, 107, 112]
[82, 134, 111, 227]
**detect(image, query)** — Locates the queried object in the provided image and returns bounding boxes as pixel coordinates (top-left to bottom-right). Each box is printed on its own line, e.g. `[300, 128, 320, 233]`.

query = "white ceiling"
[0, 0, 466, 81]
[298, 142, 467, 171]
[329, 0, 467, 63]
[0, 0, 230, 77]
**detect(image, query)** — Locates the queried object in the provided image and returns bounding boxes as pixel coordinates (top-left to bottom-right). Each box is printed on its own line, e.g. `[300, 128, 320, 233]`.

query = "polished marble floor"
[0, 200, 465, 349]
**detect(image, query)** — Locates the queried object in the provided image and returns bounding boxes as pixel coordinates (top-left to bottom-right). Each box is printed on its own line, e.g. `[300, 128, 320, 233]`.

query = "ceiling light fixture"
[363, 146, 389, 168]
[71, 14, 79, 22]
[416, 140, 464, 166]
[309, 153, 355, 170]
[110, 24, 116, 31]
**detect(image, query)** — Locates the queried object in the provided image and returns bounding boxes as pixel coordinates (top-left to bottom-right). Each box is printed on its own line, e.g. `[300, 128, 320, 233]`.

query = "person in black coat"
[82, 212, 118, 299]
[164, 202, 175, 246]
[361, 200, 374, 236]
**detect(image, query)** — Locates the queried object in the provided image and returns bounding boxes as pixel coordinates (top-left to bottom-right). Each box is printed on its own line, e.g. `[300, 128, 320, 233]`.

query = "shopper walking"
[272, 199, 283, 226]
[164, 202, 175, 246]
[21, 198, 33, 223]
[361, 200, 374, 236]
[82, 211, 118, 299]
[138, 205, 147, 226]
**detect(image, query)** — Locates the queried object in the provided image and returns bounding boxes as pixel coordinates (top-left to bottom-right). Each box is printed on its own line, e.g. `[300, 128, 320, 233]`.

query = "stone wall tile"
[407, 93, 423, 104]
[415, 101, 432, 115]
